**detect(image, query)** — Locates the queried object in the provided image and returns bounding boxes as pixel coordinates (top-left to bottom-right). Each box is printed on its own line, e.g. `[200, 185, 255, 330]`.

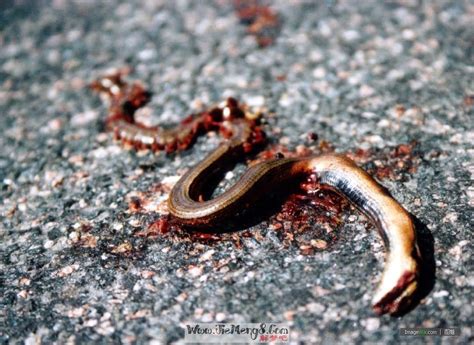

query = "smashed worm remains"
[91, 72, 421, 315]
[90, 72, 264, 153]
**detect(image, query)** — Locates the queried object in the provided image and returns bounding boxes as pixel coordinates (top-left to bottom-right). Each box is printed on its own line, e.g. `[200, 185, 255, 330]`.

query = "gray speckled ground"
[1, 1, 473, 344]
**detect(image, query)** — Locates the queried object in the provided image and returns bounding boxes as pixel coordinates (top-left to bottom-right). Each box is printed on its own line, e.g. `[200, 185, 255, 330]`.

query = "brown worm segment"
[168, 119, 421, 316]
[90, 73, 259, 153]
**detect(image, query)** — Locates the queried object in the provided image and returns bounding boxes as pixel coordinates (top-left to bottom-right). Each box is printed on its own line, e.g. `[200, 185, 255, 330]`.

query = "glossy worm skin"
[168, 120, 421, 316]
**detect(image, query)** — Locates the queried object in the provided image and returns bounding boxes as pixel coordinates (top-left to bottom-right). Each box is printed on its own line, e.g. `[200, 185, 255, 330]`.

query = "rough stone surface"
[1, 1, 472, 344]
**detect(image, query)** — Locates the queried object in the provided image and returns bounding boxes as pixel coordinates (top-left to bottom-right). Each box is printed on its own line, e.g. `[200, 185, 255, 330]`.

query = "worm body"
[90, 73, 223, 152]
[168, 121, 420, 316]
[92, 73, 420, 315]
[109, 115, 206, 152]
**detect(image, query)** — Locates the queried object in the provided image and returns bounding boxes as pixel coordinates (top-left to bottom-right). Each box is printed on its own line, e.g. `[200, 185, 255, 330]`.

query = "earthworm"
[91, 72, 420, 315]
[90, 73, 246, 152]
[168, 117, 421, 316]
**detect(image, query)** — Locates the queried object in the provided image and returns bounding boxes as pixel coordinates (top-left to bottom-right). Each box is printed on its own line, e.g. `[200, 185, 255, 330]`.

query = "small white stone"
[162, 175, 181, 185]
[366, 135, 384, 144]
[359, 84, 375, 98]
[312, 67, 326, 79]
[100, 312, 111, 322]
[188, 265, 203, 278]
[201, 313, 213, 322]
[279, 94, 292, 107]
[138, 49, 156, 61]
[71, 110, 98, 127]
[24, 333, 38, 345]
[433, 290, 449, 298]
[44, 240, 55, 249]
[112, 222, 123, 231]
[310, 50, 324, 62]
[84, 319, 98, 327]
[246, 95, 265, 107]
[175, 292, 188, 303]
[215, 312, 226, 322]
[342, 30, 360, 42]
[364, 317, 380, 331]
[377, 119, 390, 128]
[306, 302, 326, 314]
[199, 249, 215, 261]
[361, 112, 376, 119]
[402, 29, 416, 40]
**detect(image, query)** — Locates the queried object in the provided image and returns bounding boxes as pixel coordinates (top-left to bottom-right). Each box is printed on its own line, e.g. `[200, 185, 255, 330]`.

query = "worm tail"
[309, 154, 420, 315]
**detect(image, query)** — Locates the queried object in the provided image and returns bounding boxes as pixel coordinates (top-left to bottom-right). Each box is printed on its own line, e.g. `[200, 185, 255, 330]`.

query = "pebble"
[188, 265, 203, 278]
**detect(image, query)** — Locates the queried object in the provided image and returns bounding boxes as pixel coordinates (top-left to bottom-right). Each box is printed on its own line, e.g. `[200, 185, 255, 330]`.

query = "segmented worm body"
[92, 73, 420, 315]
[90, 73, 235, 152]
[168, 115, 420, 316]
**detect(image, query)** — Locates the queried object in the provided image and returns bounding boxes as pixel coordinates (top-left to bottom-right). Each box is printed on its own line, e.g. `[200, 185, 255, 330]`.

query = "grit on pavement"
[0, 1, 472, 344]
